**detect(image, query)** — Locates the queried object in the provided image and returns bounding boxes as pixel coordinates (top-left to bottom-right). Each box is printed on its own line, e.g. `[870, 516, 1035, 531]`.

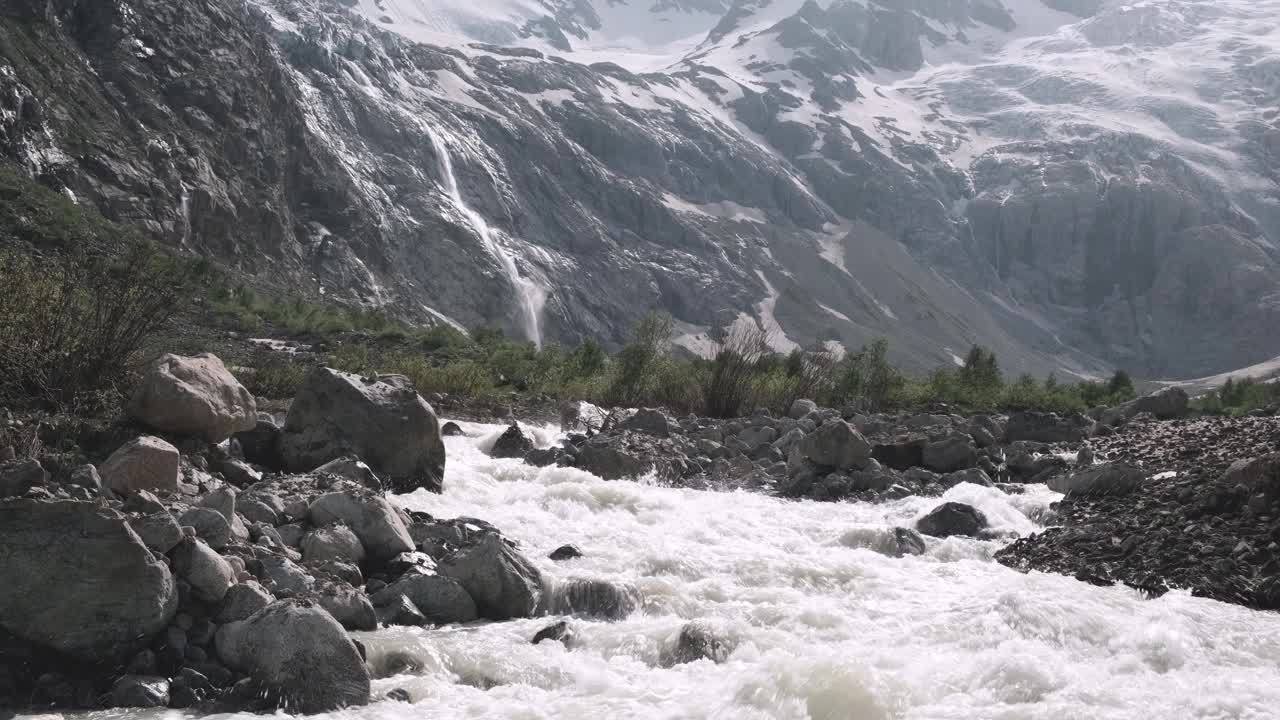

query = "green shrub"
[606, 311, 673, 407]
[0, 241, 207, 409]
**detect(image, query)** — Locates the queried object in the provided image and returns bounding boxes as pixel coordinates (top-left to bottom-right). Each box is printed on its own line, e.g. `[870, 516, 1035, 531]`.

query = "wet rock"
[216, 582, 275, 624]
[168, 667, 214, 709]
[0, 458, 48, 497]
[108, 674, 170, 708]
[551, 579, 640, 620]
[441, 421, 465, 437]
[308, 489, 414, 560]
[669, 622, 734, 665]
[375, 594, 428, 627]
[301, 524, 366, 565]
[1047, 462, 1147, 497]
[524, 447, 561, 467]
[941, 467, 993, 488]
[0, 499, 177, 661]
[438, 533, 543, 620]
[99, 436, 181, 495]
[575, 443, 653, 480]
[922, 436, 977, 473]
[172, 537, 236, 604]
[280, 367, 445, 494]
[129, 353, 256, 443]
[795, 420, 871, 470]
[916, 502, 989, 538]
[532, 620, 573, 646]
[890, 527, 928, 556]
[490, 424, 534, 459]
[214, 599, 371, 713]
[369, 571, 478, 625]
[129, 512, 184, 554]
[549, 544, 583, 561]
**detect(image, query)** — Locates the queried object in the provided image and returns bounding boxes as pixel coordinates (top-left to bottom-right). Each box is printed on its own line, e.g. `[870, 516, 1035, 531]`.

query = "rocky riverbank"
[0, 355, 631, 713]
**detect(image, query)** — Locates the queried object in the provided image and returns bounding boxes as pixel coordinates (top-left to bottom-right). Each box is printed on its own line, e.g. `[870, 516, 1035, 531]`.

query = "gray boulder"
[129, 512, 184, 553]
[369, 570, 478, 625]
[490, 424, 534, 459]
[0, 499, 177, 661]
[1047, 463, 1147, 497]
[788, 399, 818, 419]
[129, 353, 257, 442]
[279, 367, 445, 493]
[1222, 454, 1280, 495]
[313, 456, 382, 490]
[258, 555, 316, 598]
[1005, 411, 1093, 443]
[668, 622, 735, 665]
[216, 582, 276, 623]
[67, 464, 102, 492]
[917, 502, 989, 538]
[922, 436, 977, 473]
[179, 507, 234, 550]
[0, 458, 48, 497]
[575, 443, 654, 480]
[1103, 387, 1191, 425]
[215, 600, 371, 712]
[99, 436, 181, 495]
[301, 524, 366, 565]
[795, 420, 871, 470]
[172, 537, 236, 604]
[310, 580, 377, 631]
[239, 493, 285, 526]
[308, 490, 413, 561]
[620, 408, 674, 437]
[941, 468, 994, 488]
[438, 534, 543, 620]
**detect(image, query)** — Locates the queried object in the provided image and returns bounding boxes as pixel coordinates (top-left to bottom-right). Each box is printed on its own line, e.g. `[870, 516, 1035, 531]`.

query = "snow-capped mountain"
[1, 0, 1277, 377]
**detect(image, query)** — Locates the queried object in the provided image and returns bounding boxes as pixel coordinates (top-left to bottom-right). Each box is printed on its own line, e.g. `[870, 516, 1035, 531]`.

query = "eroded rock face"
[129, 353, 256, 442]
[214, 600, 370, 713]
[280, 368, 446, 494]
[0, 499, 177, 661]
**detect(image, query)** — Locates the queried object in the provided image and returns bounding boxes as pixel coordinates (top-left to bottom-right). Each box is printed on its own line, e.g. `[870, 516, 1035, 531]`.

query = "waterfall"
[427, 127, 546, 347]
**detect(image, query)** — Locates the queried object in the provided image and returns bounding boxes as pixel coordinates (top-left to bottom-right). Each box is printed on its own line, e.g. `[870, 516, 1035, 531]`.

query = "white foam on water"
[320, 420, 1280, 719]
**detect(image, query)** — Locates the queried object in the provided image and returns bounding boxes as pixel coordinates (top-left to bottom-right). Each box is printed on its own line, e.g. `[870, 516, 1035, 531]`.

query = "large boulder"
[369, 570, 478, 625]
[550, 579, 641, 620]
[214, 600, 370, 713]
[129, 353, 257, 442]
[437, 534, 543, 620]
[871, 435, 927, 471]
[619, 408, 674, 437]
[795, 420, 871, 470]
[301, 524, 366, 565]
[922, 436, 977, 473]
[0, 499, 177, 661]
[1103, 387, 1191, 425]
[788, 399, 819, 419]
[916, 502, 989, 538]
[280, 368, 446, 493]
[1047, 462, 1147, 497]
[1005, 411, 1094, 443]
[1222, 454, 1280, 495]
[308, 490, 413, 561]
[0, 458, 48, 497]
[99, 436, 180, 495]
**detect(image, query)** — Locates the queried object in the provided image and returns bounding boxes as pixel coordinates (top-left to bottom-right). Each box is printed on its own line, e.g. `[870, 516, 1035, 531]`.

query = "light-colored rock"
[179, 507, 233, 550]
[437, 534, 543, 620]
[301, 524, 366, 565]
[100, 436, 181, 495]
[216, 582, 275, 624]
[0, 499, 177, 661]
[128, 512, 184, 554]
[171, 537, 235, 604]
[795, 420, 871, 470]
[129, 353, 257, 442]
[308, 491, 413, 561]
[280, 367, 445, 493]
[369, 571, 478, 625]
[215, 600, 370, 712]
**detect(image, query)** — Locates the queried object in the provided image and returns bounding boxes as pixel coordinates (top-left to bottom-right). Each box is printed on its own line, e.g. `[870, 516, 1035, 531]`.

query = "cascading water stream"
[427, 127, 546, 347]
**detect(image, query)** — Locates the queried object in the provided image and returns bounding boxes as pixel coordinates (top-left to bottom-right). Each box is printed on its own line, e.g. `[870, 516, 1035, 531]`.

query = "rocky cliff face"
[0, 0, 1277, 378]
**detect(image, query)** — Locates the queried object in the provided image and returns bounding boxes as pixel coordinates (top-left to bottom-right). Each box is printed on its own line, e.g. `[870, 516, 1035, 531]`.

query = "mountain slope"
[0, 0, 1276, 378]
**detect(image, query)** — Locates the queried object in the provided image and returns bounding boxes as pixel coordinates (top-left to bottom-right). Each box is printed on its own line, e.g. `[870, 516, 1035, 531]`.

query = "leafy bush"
[0, 241, 208, 409]
[606, 312, 673, 407]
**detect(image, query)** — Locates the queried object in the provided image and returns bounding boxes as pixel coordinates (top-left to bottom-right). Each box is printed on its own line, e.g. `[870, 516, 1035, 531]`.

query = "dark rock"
[794, 420, 871, 470]
[941, 467, 993, 488]
[441, 421, 465, 437]
[129, 512, 184, 554]
[0, 458, 48, 497]
[310, 580, 377, 631]
[532, 621, 573, 646]
[549, 544, 583, 561]
[369, 571, 478, 625]
[108, 674, 170, 708]
[490, 424, 534, 459]
[871, 435, 927, 471]
[313, 456, 382, 491]
[619, 408, 674, 437]
[235, 416, 282, 469]
[890, 527, 928, 556]
[524, 447, 561, 467]
[1005, 411, 1093, 443]
[917, 502, 989, 538]
[179, 507, 234, 550]
[216, 582, 275, 623]
[668, 622, 734, 665]
[280, 367, 445, 494]
[375, 594, 429, 627]
[922, 436, 977, 473]
[1047, 462, 1147, 497]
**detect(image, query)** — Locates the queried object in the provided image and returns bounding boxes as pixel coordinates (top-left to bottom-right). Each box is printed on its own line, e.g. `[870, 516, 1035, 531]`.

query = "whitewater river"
[315, 420, 1279, 720]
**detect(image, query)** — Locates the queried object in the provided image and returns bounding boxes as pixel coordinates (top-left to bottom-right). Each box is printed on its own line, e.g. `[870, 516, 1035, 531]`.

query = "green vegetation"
[1192, 375, 1280, 416]
[0, 168, 211, 411]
